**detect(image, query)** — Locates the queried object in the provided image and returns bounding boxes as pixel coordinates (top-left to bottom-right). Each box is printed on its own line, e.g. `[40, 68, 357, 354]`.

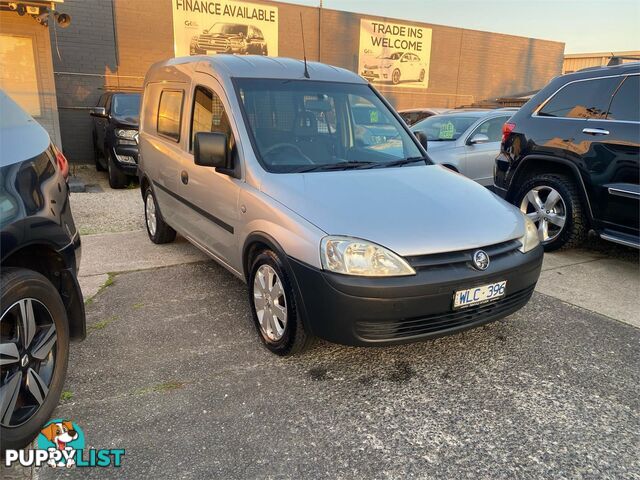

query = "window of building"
[157, 90, 183, 141]
[607, 75, 640, 122]
[538, 77, 621, 119]
[0, 35, 41, 116]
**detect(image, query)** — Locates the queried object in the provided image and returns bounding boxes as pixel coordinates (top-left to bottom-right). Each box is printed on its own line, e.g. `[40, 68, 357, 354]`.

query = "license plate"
[453, 281, 506, 309]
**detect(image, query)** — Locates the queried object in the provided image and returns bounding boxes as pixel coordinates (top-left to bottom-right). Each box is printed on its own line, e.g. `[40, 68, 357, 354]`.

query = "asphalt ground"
[35, 260, 639, 480]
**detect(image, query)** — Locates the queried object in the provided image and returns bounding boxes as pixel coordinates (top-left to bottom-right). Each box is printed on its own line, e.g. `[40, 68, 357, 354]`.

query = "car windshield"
[378, 52, 402, 60]
[235, 79, 424, 173]
[210, 23, 247, 35]
[111, 94, 140, 118]
[412, 114, 478, 141]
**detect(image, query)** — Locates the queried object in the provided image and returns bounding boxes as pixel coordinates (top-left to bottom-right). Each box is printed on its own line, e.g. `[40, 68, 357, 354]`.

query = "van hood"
[260, 165, 525, 256]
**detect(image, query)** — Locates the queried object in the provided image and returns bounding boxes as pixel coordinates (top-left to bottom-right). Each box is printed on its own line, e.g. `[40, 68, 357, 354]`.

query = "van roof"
[0, 90, 50, 166]
[145, 55, 367, 85]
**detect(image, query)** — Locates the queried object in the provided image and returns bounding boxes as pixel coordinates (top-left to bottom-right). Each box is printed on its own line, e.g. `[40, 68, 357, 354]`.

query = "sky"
[280, 0, 640, 53]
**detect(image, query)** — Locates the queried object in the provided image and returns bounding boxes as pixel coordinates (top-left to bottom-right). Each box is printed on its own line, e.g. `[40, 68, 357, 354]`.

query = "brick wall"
[51, 0, 564, 163]
[0, 11, 61, 147]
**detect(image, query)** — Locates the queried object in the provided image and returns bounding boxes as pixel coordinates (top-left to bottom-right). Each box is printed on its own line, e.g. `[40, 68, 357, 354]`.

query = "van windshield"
[235, 79, 424, 173]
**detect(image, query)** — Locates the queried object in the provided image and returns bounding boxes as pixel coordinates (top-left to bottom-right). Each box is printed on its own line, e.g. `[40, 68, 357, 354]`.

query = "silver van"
[138, 56, 543, 356]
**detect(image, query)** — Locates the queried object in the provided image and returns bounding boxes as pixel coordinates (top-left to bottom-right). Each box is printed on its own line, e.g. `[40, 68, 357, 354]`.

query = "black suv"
[495, 63, 639, 250]
[190, 23, 268, 56]
[90, 91, 141, 189]
[1, 91, 85, 450]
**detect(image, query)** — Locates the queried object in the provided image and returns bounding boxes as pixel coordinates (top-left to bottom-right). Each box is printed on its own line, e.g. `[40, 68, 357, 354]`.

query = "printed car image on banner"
[172, 0, 278, 57]
[359, 19, 432, 88]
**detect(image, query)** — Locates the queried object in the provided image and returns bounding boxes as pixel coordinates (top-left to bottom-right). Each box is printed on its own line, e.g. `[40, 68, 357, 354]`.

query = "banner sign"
[358, 19, 432, 88]
[172, 0, 278, 57]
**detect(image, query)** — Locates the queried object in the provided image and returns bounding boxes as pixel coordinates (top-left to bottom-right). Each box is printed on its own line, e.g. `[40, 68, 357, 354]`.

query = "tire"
[514, 173, 587, 251]
[248, 250, 315, 356]
[107, 156, 128, 189]
[419, 69, 425, 82]
[93, 138, 106, 172]
[0, 268, 70, 451]
[144, 186, 176, 244]
[392, 69, 401, 85]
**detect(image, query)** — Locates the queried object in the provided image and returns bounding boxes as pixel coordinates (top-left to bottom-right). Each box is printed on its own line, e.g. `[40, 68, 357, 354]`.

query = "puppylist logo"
[4, 419, 125, 469]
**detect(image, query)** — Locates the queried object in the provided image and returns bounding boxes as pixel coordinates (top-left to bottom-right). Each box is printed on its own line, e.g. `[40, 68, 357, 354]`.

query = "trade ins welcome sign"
[358, 19, 432, 88]
[172, 0, 278, 57]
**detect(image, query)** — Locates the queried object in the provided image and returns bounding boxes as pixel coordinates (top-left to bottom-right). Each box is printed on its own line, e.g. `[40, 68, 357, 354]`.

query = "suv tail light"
[52, 144, 69, 179]
[502, 122, 516, 144]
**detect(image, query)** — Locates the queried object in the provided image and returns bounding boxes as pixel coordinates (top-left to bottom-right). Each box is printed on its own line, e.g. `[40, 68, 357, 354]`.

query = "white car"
[362, 52, 426, 85]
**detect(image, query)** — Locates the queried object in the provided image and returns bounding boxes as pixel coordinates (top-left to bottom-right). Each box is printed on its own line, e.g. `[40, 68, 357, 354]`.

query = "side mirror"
[468, 133, 490, 145]
[194, 132, 229, 169]
[90, 107, 107, 118]
[414, 131, 428, 152]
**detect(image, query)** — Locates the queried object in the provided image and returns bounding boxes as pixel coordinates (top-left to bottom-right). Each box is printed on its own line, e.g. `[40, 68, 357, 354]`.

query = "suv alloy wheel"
[515, 174, 587, 251]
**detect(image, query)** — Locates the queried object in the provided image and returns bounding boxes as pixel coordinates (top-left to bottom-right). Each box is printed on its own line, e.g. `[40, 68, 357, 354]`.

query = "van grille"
[355, 285, 534, 341]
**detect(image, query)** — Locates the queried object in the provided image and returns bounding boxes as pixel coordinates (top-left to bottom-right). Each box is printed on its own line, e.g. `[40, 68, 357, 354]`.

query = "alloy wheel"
[0, 298, 57, 427]
[253, 265, 287, 341]
[145, 192, 157, 237]
[520, 186, 567, 243]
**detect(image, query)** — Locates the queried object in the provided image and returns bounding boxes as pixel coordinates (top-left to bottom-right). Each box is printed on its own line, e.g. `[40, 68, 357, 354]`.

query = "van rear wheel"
[248, 250, 315, 356]
[144, 186, 176, 244]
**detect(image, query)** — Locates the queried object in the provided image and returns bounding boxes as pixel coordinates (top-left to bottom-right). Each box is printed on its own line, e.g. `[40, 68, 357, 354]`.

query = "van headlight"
[320, 236, 415, 277]
[519, 215, 541, 253]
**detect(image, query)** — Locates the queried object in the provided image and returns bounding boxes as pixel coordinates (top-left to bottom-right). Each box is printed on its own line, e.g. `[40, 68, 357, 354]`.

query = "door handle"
[181, 170, 189, 185]
[582, 127, 610, 136]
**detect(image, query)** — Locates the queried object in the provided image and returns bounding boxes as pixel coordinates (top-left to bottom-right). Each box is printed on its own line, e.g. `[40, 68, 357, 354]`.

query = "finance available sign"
[358, 19, 432, 88]
[172, 0, 278, 57]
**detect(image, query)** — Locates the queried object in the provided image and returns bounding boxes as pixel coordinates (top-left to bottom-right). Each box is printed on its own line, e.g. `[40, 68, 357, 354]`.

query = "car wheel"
[107, 157, 128, 189]
[144, 186, 176, 244]
[515, 174, 587, 251]
[392, 69, 401, 85]
[262, 46, 268, 56]
[0, 268, 70, 451]
[419, 69, 425, 82]
[93, 139, 106, 172]
[248, 250, 315, 356]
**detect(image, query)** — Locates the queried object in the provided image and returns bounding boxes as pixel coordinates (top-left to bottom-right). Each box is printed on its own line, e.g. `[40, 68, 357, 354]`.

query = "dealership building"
[0, 0, 565, 163]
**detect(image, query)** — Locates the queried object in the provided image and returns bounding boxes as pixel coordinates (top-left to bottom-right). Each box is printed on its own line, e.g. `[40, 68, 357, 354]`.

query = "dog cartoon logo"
[37, 419, 85, 468]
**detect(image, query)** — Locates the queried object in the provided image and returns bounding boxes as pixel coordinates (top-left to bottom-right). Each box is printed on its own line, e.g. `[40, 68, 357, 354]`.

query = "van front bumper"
[288, 245, 543, 346]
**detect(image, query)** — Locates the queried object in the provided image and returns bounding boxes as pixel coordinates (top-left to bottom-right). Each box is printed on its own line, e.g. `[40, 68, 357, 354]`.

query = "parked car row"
[3, 57, 637, 451]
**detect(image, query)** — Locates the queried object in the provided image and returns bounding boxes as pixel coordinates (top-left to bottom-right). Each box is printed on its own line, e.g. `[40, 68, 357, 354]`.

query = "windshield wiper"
[297, 161, 378, 172]
[374, 156, 429, 168]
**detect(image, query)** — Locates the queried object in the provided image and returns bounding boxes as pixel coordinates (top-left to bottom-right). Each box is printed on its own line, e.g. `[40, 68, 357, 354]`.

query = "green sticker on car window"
[439, 121, 454, 139]
[370, 110, 379, 123]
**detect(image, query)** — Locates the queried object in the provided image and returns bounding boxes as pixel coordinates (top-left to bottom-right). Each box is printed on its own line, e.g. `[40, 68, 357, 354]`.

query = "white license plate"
[453, 281, 507, 309]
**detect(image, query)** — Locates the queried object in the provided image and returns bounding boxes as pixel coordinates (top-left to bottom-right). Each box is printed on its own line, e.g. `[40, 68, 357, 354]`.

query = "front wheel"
[144, 186, 176, 244]
[392, 69, 401, 85]
[0, 268, 70, 450]
[514, 174, 587, 251]
[107, 157, 128, 189]
[418, 69, 425, 82]
[248, 250, 314, 356]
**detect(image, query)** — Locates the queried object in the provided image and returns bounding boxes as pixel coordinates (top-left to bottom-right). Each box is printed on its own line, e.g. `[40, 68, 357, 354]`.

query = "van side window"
[190, 86, 234, 151]
[607, 75, 639, 122]
[157, 90, 184, 141]
[538, 77, 620, 119]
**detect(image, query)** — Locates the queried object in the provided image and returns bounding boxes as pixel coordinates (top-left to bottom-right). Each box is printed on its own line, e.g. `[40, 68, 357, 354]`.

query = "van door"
[179, 77, 242, 269]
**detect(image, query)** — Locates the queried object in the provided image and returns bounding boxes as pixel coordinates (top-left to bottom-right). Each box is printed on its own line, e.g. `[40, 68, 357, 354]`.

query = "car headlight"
[320, 236, 416, 277]
[519, 215, 541, 253]
[115, 129, 137, 139]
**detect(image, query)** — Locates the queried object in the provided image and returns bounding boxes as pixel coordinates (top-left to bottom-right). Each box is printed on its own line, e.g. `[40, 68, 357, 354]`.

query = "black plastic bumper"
[110, 145, 139, 175]
[288, 245, 543, 346]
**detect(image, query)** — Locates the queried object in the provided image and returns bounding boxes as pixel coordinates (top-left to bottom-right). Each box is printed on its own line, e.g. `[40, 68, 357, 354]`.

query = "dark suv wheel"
[0, 268, 70, 450]
[514, 174, 587, 251]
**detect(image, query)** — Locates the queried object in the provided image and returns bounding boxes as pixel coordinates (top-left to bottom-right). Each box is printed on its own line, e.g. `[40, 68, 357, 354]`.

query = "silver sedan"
[412, 109, 516, 186]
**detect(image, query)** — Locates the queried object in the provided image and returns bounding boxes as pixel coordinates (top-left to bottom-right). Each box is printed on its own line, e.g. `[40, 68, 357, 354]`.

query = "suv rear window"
[607, 75, 639, 122]
[538, 76, 621, 119]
